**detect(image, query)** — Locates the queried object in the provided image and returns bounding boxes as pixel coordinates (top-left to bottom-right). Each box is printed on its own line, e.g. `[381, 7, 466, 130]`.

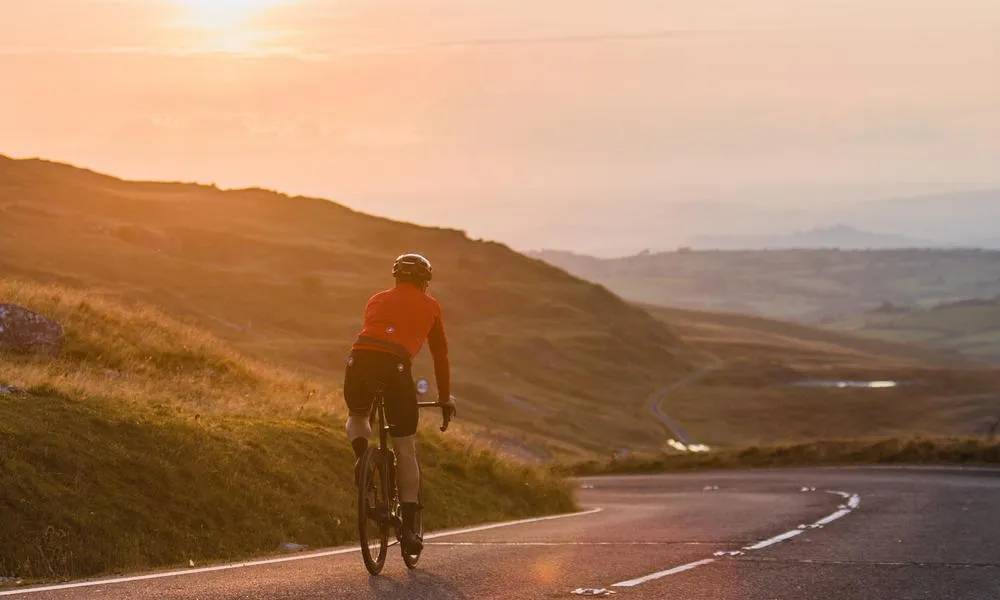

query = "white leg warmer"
[346, 414, 372, 442]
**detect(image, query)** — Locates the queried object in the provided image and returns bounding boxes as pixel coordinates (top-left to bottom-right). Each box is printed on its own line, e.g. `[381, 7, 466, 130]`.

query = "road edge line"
[0, 508, 604, 597]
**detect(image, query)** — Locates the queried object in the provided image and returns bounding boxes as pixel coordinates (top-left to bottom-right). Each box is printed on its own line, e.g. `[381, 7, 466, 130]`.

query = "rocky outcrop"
[0, 304, 64, 356]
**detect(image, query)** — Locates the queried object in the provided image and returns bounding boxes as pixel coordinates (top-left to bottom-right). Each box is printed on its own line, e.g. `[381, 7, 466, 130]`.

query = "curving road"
[645, 354, 723, 447]
[3, 467, 999, 599]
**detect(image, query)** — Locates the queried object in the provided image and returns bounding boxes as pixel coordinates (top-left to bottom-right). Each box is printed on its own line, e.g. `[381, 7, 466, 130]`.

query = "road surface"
[3, 467, 998, 599]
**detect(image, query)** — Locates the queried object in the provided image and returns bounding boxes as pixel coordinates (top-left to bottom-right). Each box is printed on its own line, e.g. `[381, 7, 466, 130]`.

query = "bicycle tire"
[358, 447, 388, 575]
[401, 484, 424, 569]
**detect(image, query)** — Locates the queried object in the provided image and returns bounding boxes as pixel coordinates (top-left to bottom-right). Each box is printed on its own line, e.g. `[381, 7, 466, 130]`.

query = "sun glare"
[173, 0, 285, 31]
[170, 0, 289, 53]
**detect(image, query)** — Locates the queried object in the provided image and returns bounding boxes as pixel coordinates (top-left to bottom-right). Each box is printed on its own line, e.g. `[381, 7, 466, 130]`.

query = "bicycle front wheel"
[358, 448, 389, 575]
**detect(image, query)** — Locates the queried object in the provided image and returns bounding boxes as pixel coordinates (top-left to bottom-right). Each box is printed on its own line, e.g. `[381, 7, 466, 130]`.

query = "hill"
[689, 224, 934, 251]
[0, 154, 693, 458]
[530, 248, 1000, 326]
[638, 304, 1000, 448]
[832, 297, 1000, 362]
[0, 280, 574, 581]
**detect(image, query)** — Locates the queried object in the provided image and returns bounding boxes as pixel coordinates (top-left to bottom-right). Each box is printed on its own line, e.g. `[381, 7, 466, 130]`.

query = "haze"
[4, 0, 999, 254]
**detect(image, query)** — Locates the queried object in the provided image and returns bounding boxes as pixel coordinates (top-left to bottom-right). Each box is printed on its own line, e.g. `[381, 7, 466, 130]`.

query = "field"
[833, 298, 1000, 362]
[0, 280, 574, 581]
[0, 155, 693, 459]
[640, 305, 1000, 449]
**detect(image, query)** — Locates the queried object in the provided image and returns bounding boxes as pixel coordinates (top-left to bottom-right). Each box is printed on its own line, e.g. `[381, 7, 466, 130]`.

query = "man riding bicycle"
[343, 253, 456, 555]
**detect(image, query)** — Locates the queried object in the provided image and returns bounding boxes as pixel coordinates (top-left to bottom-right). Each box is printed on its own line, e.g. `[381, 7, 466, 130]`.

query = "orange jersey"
[352, 283, 451, 398]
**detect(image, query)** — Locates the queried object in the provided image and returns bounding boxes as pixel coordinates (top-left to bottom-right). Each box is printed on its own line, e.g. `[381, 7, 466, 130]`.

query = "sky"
[3, 0, 1000, 253]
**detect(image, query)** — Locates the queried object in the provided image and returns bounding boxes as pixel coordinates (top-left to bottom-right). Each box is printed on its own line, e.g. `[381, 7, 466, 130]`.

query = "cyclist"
[343, 253, 456, 555]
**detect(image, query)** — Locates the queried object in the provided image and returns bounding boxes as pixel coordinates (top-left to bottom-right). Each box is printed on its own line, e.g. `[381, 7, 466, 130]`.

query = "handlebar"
[417, 401, 454, 432]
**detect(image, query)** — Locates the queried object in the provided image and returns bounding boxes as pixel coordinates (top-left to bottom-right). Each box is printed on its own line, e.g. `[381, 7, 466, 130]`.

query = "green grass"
[0, 281, 575, 582]
[0, 155, 692, 458]
[568, 437, 1000, 476]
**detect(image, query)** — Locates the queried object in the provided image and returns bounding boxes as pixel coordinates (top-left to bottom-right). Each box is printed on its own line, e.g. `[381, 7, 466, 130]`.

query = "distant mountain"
[687, 225, 936, 250]
[516, 188, 1000, 257]
[846, 189, 1000, 244]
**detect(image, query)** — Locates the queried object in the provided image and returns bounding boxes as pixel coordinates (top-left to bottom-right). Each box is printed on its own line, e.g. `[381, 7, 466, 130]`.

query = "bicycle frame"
[358, 381, 452, 574]
[367, 386, 450, 533]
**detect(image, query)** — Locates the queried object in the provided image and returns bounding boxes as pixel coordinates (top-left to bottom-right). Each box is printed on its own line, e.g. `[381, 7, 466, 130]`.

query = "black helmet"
[392, 253, 433, 283]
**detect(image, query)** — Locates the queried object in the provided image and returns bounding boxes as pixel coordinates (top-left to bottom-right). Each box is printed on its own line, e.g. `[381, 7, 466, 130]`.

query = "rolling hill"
[0, 154, 692, 458]
[832, 297, 1000, 362]
[530, 248, 1000, 325]
[3, 154, 997, 458]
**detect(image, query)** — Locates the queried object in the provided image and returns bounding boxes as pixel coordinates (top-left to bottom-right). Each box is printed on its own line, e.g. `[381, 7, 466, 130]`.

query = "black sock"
[401, 502, 418, 531]
[351, 438, 368, 460]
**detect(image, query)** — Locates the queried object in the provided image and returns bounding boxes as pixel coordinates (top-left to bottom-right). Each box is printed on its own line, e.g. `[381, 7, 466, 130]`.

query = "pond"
[791, 380, 915, 389]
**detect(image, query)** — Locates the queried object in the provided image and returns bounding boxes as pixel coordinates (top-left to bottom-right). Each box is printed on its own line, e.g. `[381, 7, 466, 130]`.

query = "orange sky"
[3, 0, 999, 251]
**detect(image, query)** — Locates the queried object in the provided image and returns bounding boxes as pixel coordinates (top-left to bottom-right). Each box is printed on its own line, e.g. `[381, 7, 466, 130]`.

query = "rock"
[0, 304, 65, 356]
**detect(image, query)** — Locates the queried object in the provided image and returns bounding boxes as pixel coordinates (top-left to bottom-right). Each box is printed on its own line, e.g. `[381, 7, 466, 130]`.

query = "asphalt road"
[4, 467, 998, 599]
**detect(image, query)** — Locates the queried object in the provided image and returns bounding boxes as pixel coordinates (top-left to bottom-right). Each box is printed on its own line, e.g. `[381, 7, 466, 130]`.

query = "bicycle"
[357, 377, 453, 575]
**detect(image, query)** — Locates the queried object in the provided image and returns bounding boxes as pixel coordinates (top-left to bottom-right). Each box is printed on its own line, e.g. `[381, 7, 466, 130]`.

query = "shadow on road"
[362, 569, 471, 599]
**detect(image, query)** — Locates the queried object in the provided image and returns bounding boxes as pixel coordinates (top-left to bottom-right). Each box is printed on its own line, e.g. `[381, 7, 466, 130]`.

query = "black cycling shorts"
[343, 349, 418, 438]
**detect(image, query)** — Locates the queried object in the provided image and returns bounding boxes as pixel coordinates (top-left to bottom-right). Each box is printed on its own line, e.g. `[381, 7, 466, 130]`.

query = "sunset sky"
[3, 0, 999, 252]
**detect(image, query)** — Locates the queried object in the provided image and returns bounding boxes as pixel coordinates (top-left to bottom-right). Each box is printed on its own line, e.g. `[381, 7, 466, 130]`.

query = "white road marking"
[0, 508, 603, 597]
[422, 507, 603, 541]
[428, 541, 719, 547]
[743, 529, 804, 551]
[612, 559, 717, 587]
[813, 509, 852, 527]
[609, 487, 863, 588]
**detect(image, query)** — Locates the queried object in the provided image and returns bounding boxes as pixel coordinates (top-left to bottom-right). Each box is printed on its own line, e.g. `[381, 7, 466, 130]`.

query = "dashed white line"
[0, 508, 604, 597]
[609, 487, 863, 588]
[743, 529, 804, 551]
[612, 559, 717, 587]
[813, 509, 852, 527]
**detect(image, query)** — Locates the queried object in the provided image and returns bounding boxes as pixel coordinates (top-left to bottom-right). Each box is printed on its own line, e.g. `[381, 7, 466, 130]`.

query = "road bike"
[357, 378, 452, 575]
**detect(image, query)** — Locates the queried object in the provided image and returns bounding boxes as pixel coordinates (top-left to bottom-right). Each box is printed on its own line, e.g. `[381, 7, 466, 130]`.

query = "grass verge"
[567, 437, 1000, 476]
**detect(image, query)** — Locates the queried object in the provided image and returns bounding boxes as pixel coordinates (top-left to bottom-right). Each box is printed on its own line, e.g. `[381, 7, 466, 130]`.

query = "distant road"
[645, 356, 723, 446]
[5, 467, 999, 599]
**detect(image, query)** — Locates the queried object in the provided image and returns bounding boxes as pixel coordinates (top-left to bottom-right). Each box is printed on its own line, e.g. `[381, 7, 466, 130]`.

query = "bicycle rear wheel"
[401, 485, 424, 569]
[358, 448, 389, 575]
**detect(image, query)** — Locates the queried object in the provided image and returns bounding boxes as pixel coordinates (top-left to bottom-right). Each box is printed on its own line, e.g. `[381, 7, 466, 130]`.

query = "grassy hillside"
[640, 304, 1000, 448]
[833, 298, 1000, 362]
[531, 248, 1000, 325]
[0, 280, 574, 581]
[0, 155, 693, 457]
